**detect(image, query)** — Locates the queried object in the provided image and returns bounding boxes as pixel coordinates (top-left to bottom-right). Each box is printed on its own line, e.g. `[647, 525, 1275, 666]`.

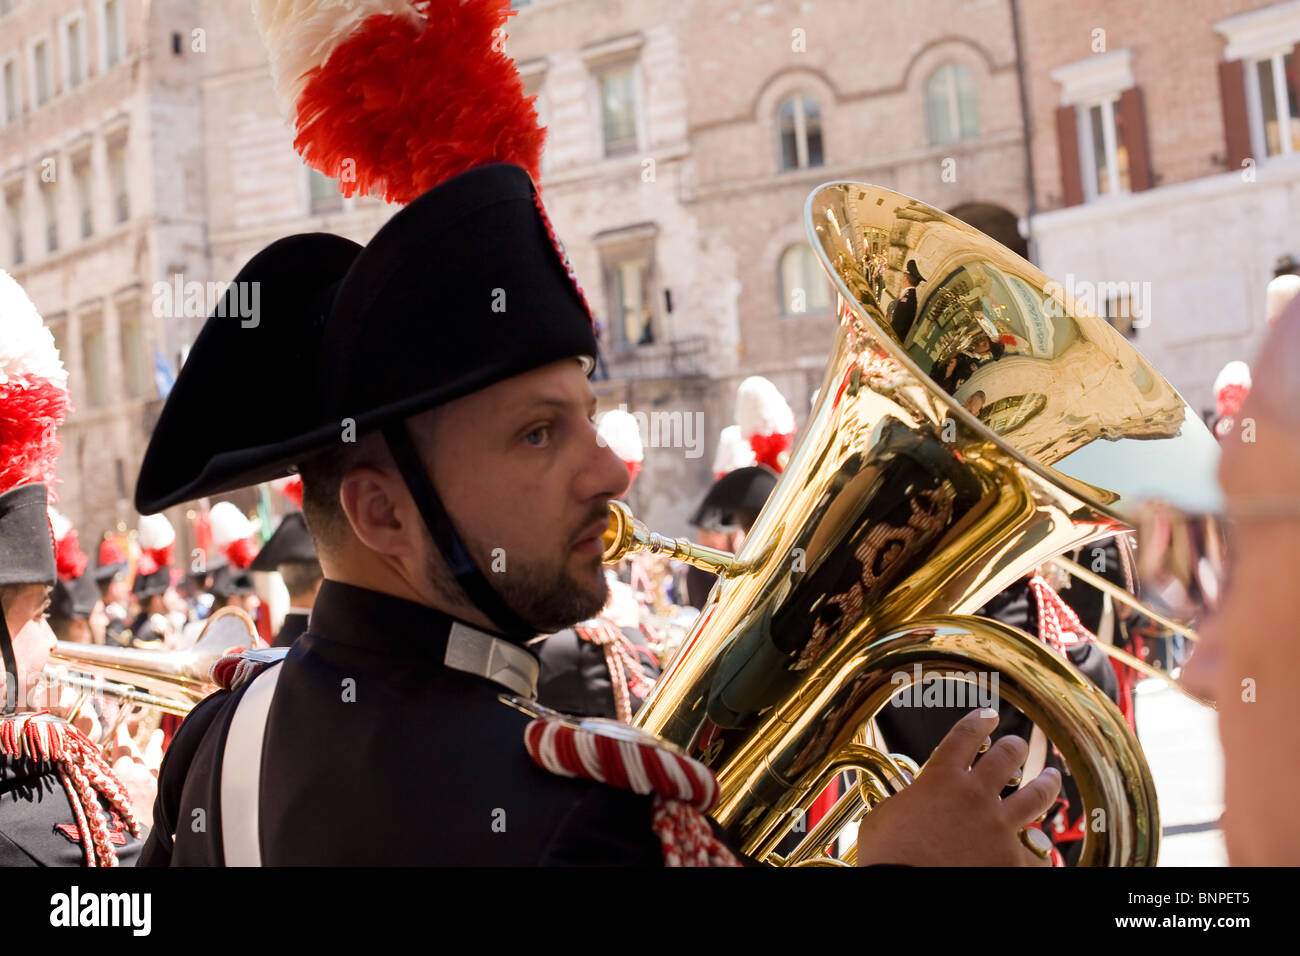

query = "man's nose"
[583, 426, 632, 502]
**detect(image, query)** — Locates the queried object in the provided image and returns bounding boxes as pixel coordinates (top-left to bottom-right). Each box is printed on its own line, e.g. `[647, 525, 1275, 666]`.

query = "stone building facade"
[1019, 0, 1300, 412]
[511, 0, 1034, 532]
[5, 0, 1278, 544]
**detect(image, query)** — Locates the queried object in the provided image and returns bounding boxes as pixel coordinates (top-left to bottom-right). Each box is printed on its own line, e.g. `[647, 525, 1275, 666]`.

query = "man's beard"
[425, 524, 610, 634]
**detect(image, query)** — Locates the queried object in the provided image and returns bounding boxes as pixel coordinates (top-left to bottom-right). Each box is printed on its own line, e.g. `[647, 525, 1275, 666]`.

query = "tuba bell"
[603, 181, 1221, 866]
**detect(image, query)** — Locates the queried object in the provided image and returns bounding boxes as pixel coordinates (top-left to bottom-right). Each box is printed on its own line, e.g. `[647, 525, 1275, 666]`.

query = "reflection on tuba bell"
[602, 181, 1221, 866]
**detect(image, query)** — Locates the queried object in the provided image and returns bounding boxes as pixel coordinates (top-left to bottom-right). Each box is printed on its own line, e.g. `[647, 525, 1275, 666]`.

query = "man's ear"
[338, 465, 421, 559]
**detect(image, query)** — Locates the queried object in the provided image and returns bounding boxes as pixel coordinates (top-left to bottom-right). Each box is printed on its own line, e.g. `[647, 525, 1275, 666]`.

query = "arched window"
[779, 243, 831, 315]
[777, 94, 824, 171]
[925, 63, 980, 145]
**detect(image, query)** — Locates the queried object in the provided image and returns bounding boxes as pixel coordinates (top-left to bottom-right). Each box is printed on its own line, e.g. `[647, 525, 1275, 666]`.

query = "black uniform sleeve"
[538, 786, 664, 865]
[135, 689, 231, 866]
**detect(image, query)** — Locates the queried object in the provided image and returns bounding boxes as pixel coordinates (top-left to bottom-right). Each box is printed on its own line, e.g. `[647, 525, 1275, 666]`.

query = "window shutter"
[1055, 104, 1083, 207]
[1218, 59, 1252, 170]
[1118, 86, 1153, 191]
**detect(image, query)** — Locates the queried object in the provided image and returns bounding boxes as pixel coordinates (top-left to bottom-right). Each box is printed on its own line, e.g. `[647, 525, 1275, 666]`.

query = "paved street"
[1133, 678, 1226, 866]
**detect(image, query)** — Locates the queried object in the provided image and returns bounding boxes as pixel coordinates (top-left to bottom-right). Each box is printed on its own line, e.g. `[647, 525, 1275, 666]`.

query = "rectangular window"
[109, 142, 128, 222]
[41, 181, 57, 254]
[1079, 98, 1129, 199]
[5, 193, 21, 267]
[33, 40, 51, 107]
[75, 160, 92, 238]
[598, 66, 638, 157]
[66, 19, 85, 88]
[308, 167, 343, 215]
[603, 250, 655, 349]
[82, 323, 108, 408]
[2, 59, 17, 124]
[1249, 51, 1300, 158]
[105, 1, 124, 69]
[120, 310, 149, 399]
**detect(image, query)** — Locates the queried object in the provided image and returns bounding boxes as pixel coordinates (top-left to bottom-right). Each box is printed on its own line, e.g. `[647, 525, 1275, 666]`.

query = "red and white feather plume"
[270, 474, 304, 510]
[1213, 360, 1251, 439]
[597, 409, 644, 484]
[711, 425, 756, 479]
[209, 501, 259, 570]
[137, 513, 176, 577]
[735, 376, 795, 473]
[0, 269, 70, 502]
[48, 507, 88, 581]
[253, 0, 544, 205]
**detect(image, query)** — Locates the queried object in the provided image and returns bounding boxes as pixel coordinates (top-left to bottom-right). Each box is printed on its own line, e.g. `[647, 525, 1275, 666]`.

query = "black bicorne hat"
[50, 571, 101, 622]
[136, 164, 598, 639]
[249, 512, 317, 571]
[136, 164, 595, 514]
[210, 564, 255, 601]
[689, 466, 779, 531]
[132, 566, 171, 599]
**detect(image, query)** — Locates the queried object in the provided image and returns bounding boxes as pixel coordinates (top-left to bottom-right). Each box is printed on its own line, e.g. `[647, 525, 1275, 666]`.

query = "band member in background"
[684, 465, 778, 611]
[0, 268, 147, 866]
[96, 539, 132, 647]
[128, 515, 178, 650]
[48, 571, 103, 645]
[249, 511, 322, 647]
[209, 565, 260, 617]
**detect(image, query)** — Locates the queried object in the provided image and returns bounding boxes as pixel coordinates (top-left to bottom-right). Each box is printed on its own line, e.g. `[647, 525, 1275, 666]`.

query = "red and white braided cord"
[1, 712, 144, 866]
[575, 619, 654, 723]
[1027, 573, 1096, 653]
[524, 719, 740, 867]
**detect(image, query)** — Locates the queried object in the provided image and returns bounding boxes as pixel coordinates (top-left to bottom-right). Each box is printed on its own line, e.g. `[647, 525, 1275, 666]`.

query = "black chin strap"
[382, 423, 536, 641]
[1, 603, 18, 715]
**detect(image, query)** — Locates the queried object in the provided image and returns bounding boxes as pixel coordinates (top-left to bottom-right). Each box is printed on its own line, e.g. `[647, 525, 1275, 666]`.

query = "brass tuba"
[603, 181, 1221, 866]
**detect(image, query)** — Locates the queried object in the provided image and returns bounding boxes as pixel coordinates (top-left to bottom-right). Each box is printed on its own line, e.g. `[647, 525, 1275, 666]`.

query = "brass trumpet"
[603, 180, 1221, 866]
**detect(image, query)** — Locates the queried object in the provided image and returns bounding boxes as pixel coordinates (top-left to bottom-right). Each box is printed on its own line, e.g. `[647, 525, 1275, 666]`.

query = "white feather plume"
[735, 376, 794, 439]
[1266, 273, 1300, 324]
[209, 501, 255, 549]
[1213, 360, 1251, 396]
[138, 513, 176, 551]
[48, 506, 72, 542]
[0, 269, 67, 390]
[252, 0, 422, 117]
[712, 425, 755, 476]
[596, 408, 644, 463]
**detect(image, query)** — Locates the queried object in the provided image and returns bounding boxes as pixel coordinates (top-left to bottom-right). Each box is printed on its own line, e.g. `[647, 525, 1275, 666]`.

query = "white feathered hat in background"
[1212, 360, 1252, 440]
[735, 376, 795, 473]
[208, 501, 260, 570]
[596, 408, 644, 486]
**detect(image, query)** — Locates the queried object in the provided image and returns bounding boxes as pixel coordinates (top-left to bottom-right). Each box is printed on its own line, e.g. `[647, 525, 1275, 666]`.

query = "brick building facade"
[3, 0, 1285, 543]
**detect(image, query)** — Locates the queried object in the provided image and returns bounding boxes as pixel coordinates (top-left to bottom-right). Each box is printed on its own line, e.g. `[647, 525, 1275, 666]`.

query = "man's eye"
[524, 425, 551, 446]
